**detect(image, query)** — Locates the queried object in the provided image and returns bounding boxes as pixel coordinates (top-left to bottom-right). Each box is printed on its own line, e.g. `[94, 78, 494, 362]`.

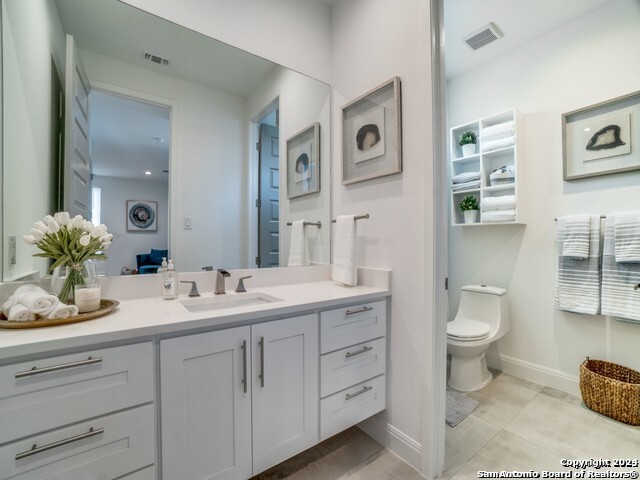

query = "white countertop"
[0, 280, 390, 361]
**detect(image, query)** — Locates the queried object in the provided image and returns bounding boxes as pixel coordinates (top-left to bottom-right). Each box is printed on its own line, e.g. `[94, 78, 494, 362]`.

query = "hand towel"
[481, 136, 515, 153]
[452, 171, 481, 184]
[17, 290, 59, 315]
[288, 220, 310, 267]
[451, 180, 481, 191]
[558, 214, 591, 259]
[7, 304, 36, 322]
[601, 215, 640, 322]
[613, 210, 640, 263]
[481, 209, 516, 223]
[480, 121, 515, 141]
[46, 303, 79, 319]
[332, 215, 357, 286]
[481, 195, 515, 212]
[555, 214, 601, 315]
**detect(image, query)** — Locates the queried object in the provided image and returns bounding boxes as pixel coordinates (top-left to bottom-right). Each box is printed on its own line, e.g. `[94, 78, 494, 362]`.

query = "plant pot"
[461, 143, 476, 157]
[463, 210, 478, 224]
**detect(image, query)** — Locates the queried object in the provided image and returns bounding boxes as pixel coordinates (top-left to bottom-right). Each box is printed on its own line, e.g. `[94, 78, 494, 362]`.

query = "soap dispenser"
[162, 259, 178, 300]
[159, 257, 168, 274]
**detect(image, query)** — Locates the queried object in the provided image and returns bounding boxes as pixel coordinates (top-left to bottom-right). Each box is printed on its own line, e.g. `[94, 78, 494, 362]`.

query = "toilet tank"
[457, 285, 510, 338]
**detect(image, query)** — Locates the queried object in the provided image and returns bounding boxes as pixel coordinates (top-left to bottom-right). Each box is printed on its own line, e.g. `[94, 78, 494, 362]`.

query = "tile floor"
[250, 370, 640, 480]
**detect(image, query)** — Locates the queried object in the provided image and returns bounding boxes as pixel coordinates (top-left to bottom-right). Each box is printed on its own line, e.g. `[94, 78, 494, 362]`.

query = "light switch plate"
[184, 216, 192, 230]
[8, 236, 16, 265]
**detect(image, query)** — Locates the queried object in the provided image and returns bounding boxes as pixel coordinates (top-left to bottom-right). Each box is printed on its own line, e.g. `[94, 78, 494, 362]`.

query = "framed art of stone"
[287, 122, 320, 199]
[563, 90, 640, 180]
[342, 77, 402, 185]
[127, 200, 158, 232]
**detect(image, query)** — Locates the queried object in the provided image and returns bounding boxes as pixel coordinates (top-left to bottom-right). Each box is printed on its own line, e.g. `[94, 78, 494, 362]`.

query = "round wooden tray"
[0, 299, 119, 329]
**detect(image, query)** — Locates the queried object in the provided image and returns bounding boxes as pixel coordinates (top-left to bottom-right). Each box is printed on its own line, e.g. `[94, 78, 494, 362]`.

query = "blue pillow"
[149, 249, 167, 265]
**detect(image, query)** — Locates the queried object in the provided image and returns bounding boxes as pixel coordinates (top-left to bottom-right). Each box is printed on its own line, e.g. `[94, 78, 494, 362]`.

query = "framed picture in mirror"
[287, 122, 320, 199]
[127, 200, 158, 232]
[342, 76, 402, 185]
[563, 90, 640, 180]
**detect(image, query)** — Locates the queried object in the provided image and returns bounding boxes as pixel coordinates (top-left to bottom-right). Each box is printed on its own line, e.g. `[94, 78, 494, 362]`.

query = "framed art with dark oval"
[127, 200, 158, 232]
[563, 90, 640, 180]
[287, 122, 320, 199]
[342, 76, 402, 185]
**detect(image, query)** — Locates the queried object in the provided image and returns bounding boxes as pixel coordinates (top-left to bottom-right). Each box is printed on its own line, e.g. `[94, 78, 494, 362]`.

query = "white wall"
[119, 0, 331, 85]
[93, 176, 169, 276]
[331, 0, 436, 472]
[447, 0, 640, 392]
[2, 0, 65, 280]
[80, 49, 249, 273]
[247, 66, 331, 266]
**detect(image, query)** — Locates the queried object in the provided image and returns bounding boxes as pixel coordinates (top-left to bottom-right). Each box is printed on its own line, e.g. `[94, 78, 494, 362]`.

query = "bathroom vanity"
[0, 268, 390, 480]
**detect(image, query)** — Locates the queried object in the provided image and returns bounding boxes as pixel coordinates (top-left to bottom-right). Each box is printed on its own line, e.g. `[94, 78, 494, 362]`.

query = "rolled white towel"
[7, 304, 36, 322]
[18, 291, 59, 315]
[2, 284, 45, 316]
[46, 303, 79, 319]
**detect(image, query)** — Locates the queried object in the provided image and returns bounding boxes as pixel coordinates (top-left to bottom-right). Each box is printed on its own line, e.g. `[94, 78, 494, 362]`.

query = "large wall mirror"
[1, 0, 331, 281]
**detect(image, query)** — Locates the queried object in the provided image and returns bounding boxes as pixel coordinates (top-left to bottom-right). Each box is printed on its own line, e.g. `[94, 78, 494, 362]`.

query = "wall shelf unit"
[449, 109, 525, 226]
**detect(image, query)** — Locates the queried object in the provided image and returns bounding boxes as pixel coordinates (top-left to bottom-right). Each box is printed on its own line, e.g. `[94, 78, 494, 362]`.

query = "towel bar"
[331, 213, 370, 223]
[285, 221, 321, 228]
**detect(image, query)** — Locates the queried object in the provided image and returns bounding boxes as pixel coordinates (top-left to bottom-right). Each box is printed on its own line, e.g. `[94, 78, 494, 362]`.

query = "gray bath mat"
[446, 389, 479, 427]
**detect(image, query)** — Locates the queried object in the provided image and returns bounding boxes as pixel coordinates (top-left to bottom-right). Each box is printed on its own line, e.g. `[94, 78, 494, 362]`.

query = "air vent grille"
[143, 51, 169, 66]
[463, 23, 503, 51]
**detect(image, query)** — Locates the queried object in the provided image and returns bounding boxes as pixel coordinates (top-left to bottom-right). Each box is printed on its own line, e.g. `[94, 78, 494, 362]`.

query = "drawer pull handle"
[258, 336, 265, 388]
[15, 427, 104, 460]
[345, 385, 373, 401]
[345, 306, 373, 316]
[15, 356, 103, 379]
[345, 346, 373, 358]
[241, 340, 248, 393]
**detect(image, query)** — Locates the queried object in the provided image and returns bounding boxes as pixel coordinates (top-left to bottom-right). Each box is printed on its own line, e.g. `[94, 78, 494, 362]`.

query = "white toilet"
[447, 285, 510, 392]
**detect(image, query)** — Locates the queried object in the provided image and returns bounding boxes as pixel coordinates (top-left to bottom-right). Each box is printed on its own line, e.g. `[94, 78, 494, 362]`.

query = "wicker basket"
[579, 357, 640, 425]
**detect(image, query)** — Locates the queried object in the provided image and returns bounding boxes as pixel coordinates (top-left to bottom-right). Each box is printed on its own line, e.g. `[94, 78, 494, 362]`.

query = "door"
[251, 315, 319, 475]
[257, 123, 280, 267]
[63, 34, 91, 219]
[160, 327, 252, 480]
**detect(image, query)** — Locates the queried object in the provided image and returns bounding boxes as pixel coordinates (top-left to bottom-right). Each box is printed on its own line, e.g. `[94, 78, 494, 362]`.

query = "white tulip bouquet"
[23, 212, 112, 303]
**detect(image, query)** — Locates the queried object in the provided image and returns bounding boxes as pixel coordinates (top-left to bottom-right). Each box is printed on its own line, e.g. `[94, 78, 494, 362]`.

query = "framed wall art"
[563, 90, 640, 180]
[342, 76, 402, 185]
[287, 122, 320, 199]
[127, 200, 158, 232]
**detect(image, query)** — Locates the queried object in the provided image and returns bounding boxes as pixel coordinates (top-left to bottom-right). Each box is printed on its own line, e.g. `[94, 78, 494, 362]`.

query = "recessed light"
[144, 171, 152, 175]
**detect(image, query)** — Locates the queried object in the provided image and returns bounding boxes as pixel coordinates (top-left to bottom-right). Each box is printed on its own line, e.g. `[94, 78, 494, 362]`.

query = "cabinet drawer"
[118, 465, 156, 480]
[320, 300, 386, 354]
[0, 342, 154, 444]
[320, 375, 386, 441]
[0, 404, 155, 480]
[320, 337, 386, 398]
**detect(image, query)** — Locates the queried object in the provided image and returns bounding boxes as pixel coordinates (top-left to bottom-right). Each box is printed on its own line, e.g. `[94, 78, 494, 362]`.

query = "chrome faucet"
[180, 281, 200, 297]
[235, 276, 252, 293]
[215, 269, 231, 294]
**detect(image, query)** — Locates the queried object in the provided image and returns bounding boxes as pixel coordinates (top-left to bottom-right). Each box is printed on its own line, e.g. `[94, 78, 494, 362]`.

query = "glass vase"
[51, 260, 97, 304]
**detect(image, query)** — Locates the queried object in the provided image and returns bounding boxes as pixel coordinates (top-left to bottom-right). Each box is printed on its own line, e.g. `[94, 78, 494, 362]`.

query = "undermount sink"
[180, 292, 282, 313]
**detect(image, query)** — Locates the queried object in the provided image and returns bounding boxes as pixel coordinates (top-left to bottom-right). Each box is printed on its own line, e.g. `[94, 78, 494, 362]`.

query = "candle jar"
[74, 283, 101, 313]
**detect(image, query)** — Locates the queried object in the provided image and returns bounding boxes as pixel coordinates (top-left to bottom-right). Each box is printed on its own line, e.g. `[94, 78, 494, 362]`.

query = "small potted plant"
[459, 131, 477, 157]
[459, 195, 479, 224]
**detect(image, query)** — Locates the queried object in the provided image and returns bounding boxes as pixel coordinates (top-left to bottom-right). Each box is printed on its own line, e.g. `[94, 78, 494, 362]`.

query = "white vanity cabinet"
[160, 314, 318, 480]
[0, 342, 156, 480]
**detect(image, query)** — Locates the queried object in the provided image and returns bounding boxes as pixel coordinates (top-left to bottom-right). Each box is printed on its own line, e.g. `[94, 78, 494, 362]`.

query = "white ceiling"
[444, 0, 618, 79]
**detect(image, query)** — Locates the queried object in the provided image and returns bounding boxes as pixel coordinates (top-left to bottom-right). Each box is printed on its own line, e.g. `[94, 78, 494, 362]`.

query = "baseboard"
[486, 352, 580, 396]
[357, 413, 423, 473]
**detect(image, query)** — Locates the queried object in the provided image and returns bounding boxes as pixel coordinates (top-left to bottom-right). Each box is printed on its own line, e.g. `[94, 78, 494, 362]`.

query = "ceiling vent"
[463, 23, 503, 51]
[143, 51, 169, 66]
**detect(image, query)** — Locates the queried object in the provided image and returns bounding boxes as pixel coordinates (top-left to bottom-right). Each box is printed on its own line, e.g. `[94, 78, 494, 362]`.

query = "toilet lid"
[447, 319, 491, 340]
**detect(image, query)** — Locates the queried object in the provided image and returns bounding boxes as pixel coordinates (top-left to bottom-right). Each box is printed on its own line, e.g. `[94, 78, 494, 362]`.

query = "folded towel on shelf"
[613, 211, 640, 263]
[287, 220, 310, 267]
[46, 303, 79, 319]
[555, 214, 601, 315]
[480, 121, 515, 141]
[452, 180, 480, 191]
[481, 136, 515, 153]
[481, 195, 515, 212]
[558, 214, 592, 259]
[332, 215, 357, 286]
[6, 304, 36, 322]
[601, 215, 640, 322]
[452, 171, 481, 184]
[482, 209, 516, 223]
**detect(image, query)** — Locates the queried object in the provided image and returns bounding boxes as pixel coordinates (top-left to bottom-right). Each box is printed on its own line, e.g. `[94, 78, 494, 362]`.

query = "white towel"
[613, 211, 640, 263]
[481, 195, 515, 212]
[46, 303, 79, 319]
[558, 214, 591, 259]
[332, 215, 357, 286]
[555, 214, 601, 315]
[481, 209, 516, 223]
[601, 215, 640, 322]
[16, 290, 59, 315]
[451, 180, 480, 191]
[7, 304, 36, 322]
[481, 135, 515, 153]
[452, 171, 481, 184]
[480, 121, 514, 141]
[288, 220, 310, 267]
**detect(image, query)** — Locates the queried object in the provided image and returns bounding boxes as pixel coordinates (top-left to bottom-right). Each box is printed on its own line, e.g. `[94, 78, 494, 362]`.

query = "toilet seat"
[447, 318, 490, 341]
